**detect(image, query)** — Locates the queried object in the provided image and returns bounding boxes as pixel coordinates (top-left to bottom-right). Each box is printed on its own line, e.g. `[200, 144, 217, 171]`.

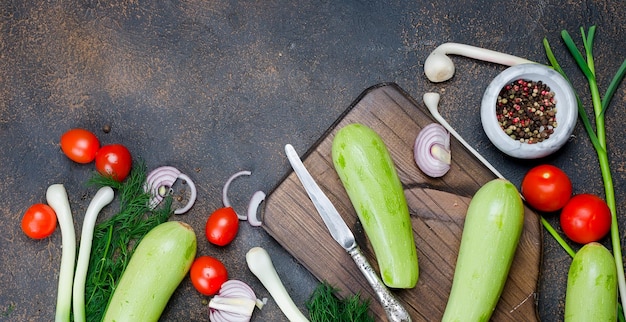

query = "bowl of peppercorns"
[481, 63, 577, 159]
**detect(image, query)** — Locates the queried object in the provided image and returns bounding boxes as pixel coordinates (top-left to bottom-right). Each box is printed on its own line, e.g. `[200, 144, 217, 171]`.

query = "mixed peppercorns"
[496, 79, 557, 144]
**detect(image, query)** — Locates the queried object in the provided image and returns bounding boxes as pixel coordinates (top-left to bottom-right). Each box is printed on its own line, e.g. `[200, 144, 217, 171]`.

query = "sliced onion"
[144, 166, 197, 214]
[209, 280, 261, 322]
[222, 170, 252, 220]
[218, 280, 256, 298]
[174, 173, 197, 215]
[222, 171, 267, 226]
[145, 166, 180, 208]
[414, 123, 451, 177]
[247, 191, 265, 227]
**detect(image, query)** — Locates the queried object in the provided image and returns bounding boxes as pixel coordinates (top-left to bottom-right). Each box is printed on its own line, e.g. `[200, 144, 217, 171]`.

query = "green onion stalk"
[544, 25, 626, 316]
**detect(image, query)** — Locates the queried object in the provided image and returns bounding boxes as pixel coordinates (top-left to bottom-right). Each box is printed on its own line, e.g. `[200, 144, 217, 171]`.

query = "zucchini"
[331, 123, 418, 289]
[442, 178, 524, 322]
[103, 221, 197, 322]
[565, 242, 617, 322]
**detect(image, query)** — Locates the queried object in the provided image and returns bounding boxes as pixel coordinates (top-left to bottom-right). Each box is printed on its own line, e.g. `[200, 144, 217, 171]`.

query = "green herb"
[83, 162, 173, 322]
[1, 303, 15, 317]
[544, 26, 626, 318]
[306, 282, 374, 322]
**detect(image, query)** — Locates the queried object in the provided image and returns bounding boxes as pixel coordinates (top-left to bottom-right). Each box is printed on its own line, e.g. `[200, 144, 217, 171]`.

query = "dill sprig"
[306, 282, 374, 322]
[83, 161, 173, 322]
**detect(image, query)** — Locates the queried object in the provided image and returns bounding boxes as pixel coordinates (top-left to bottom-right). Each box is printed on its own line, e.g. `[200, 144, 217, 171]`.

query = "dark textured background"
[1, 1, 625, 321]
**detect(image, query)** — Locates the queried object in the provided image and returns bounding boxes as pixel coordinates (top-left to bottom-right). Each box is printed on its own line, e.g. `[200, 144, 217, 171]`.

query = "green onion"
[46, 184, 76, 322]
[544, 25, 626, 317]
[72, 187, 114, 322]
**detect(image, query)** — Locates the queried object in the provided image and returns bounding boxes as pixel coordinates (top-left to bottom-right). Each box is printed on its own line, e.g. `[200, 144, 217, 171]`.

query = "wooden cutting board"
[262, 83, 541, 321]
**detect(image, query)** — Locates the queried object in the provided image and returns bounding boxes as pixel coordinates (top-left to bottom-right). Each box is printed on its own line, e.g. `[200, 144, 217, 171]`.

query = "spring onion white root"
[46, 184, 76, 322]
[424, 42, 535, 83]
[72, 186, 115, 322]
[246, 247, 309, 322]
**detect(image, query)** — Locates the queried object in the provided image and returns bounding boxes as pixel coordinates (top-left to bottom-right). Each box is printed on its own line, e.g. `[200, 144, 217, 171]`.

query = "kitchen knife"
[285, 144, 412, 322]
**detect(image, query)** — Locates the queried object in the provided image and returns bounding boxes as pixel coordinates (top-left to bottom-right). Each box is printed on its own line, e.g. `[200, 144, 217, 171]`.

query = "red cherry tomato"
[21, 203, 57, 239]
[95, 144, 132, 182]
[205, 207, 239, 246]
[60, 128, 100, 163]
[190, 256, 228, 296]
[560, 193, 612, 244]
[521, 164, 572, 212]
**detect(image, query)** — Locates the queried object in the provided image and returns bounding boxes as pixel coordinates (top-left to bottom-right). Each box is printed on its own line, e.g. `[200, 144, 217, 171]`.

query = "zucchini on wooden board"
[442, 178, 524, 322]
[262, 83, 541, 320]
[332, 123, 419, 289]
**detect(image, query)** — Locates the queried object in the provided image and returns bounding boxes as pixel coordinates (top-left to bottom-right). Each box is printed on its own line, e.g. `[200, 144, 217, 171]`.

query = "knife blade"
[285, 144, 411, 322]
[284, 144, 355, 250]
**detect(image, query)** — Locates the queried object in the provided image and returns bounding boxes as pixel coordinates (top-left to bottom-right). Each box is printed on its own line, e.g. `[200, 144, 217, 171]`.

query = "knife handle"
[348, 245, 412, 322]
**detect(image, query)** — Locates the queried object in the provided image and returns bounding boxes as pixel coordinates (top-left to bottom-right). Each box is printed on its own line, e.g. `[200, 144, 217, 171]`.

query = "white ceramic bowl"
[480, 64, 577, 159]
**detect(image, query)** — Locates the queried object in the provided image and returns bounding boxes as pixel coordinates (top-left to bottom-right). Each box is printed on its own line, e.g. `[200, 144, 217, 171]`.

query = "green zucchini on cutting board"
[332, 123, 419, 289]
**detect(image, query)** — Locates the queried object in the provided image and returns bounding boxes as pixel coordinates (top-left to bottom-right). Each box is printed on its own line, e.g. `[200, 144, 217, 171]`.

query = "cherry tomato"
[205, 207, 239, 246]
[560, 193, 611, 244]
[521, 164, 572, 212]
[190, 256, 228, 296]
[21, 203, 57, 239]
[95, 144, 132, 182]
[60, 128, 100, 163]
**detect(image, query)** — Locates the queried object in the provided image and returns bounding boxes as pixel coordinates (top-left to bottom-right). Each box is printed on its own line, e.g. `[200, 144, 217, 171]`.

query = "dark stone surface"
[1, 1, 625, 321]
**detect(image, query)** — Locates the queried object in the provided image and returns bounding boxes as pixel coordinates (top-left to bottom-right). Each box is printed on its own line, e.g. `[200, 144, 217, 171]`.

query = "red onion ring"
[144, 166, 197, 214]
[222, 171, 266, 226]
[414, 123, 451, 178]
[173, 173, 197, 215]
[222, 171, 252, 220]
[209, 280, 260, 322]
[247, 191, 265, 227]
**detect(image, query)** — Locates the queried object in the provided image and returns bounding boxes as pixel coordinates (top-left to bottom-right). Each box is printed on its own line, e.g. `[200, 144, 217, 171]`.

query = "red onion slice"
[414, 123, 451, 178]
[209, 280, 260, 322]
[173, 173, 197, 215]
[222, 171, 252, 220]
[247, 191, 265, 227]
[222, 171, 267, 226]
[144, 166, 197, 214]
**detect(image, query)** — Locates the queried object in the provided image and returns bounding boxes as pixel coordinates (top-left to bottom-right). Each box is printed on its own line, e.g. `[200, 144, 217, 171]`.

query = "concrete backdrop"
[1, 1, 625, 320]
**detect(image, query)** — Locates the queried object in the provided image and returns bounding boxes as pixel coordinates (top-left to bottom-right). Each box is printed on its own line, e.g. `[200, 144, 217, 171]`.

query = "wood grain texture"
[262, 83, 541, 321]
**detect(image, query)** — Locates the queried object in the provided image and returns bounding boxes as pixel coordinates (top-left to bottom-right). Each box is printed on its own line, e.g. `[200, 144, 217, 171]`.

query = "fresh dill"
[83, 161, 173, 322]
[306, 282, 374, 322]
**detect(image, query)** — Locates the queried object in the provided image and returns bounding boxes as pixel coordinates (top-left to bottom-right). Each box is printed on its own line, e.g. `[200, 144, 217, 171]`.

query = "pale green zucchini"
[331, 123, 418, 289]
[442, 178, 524, 322]
[103, 221, 197, 322]
[565, 242, 617, 322]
